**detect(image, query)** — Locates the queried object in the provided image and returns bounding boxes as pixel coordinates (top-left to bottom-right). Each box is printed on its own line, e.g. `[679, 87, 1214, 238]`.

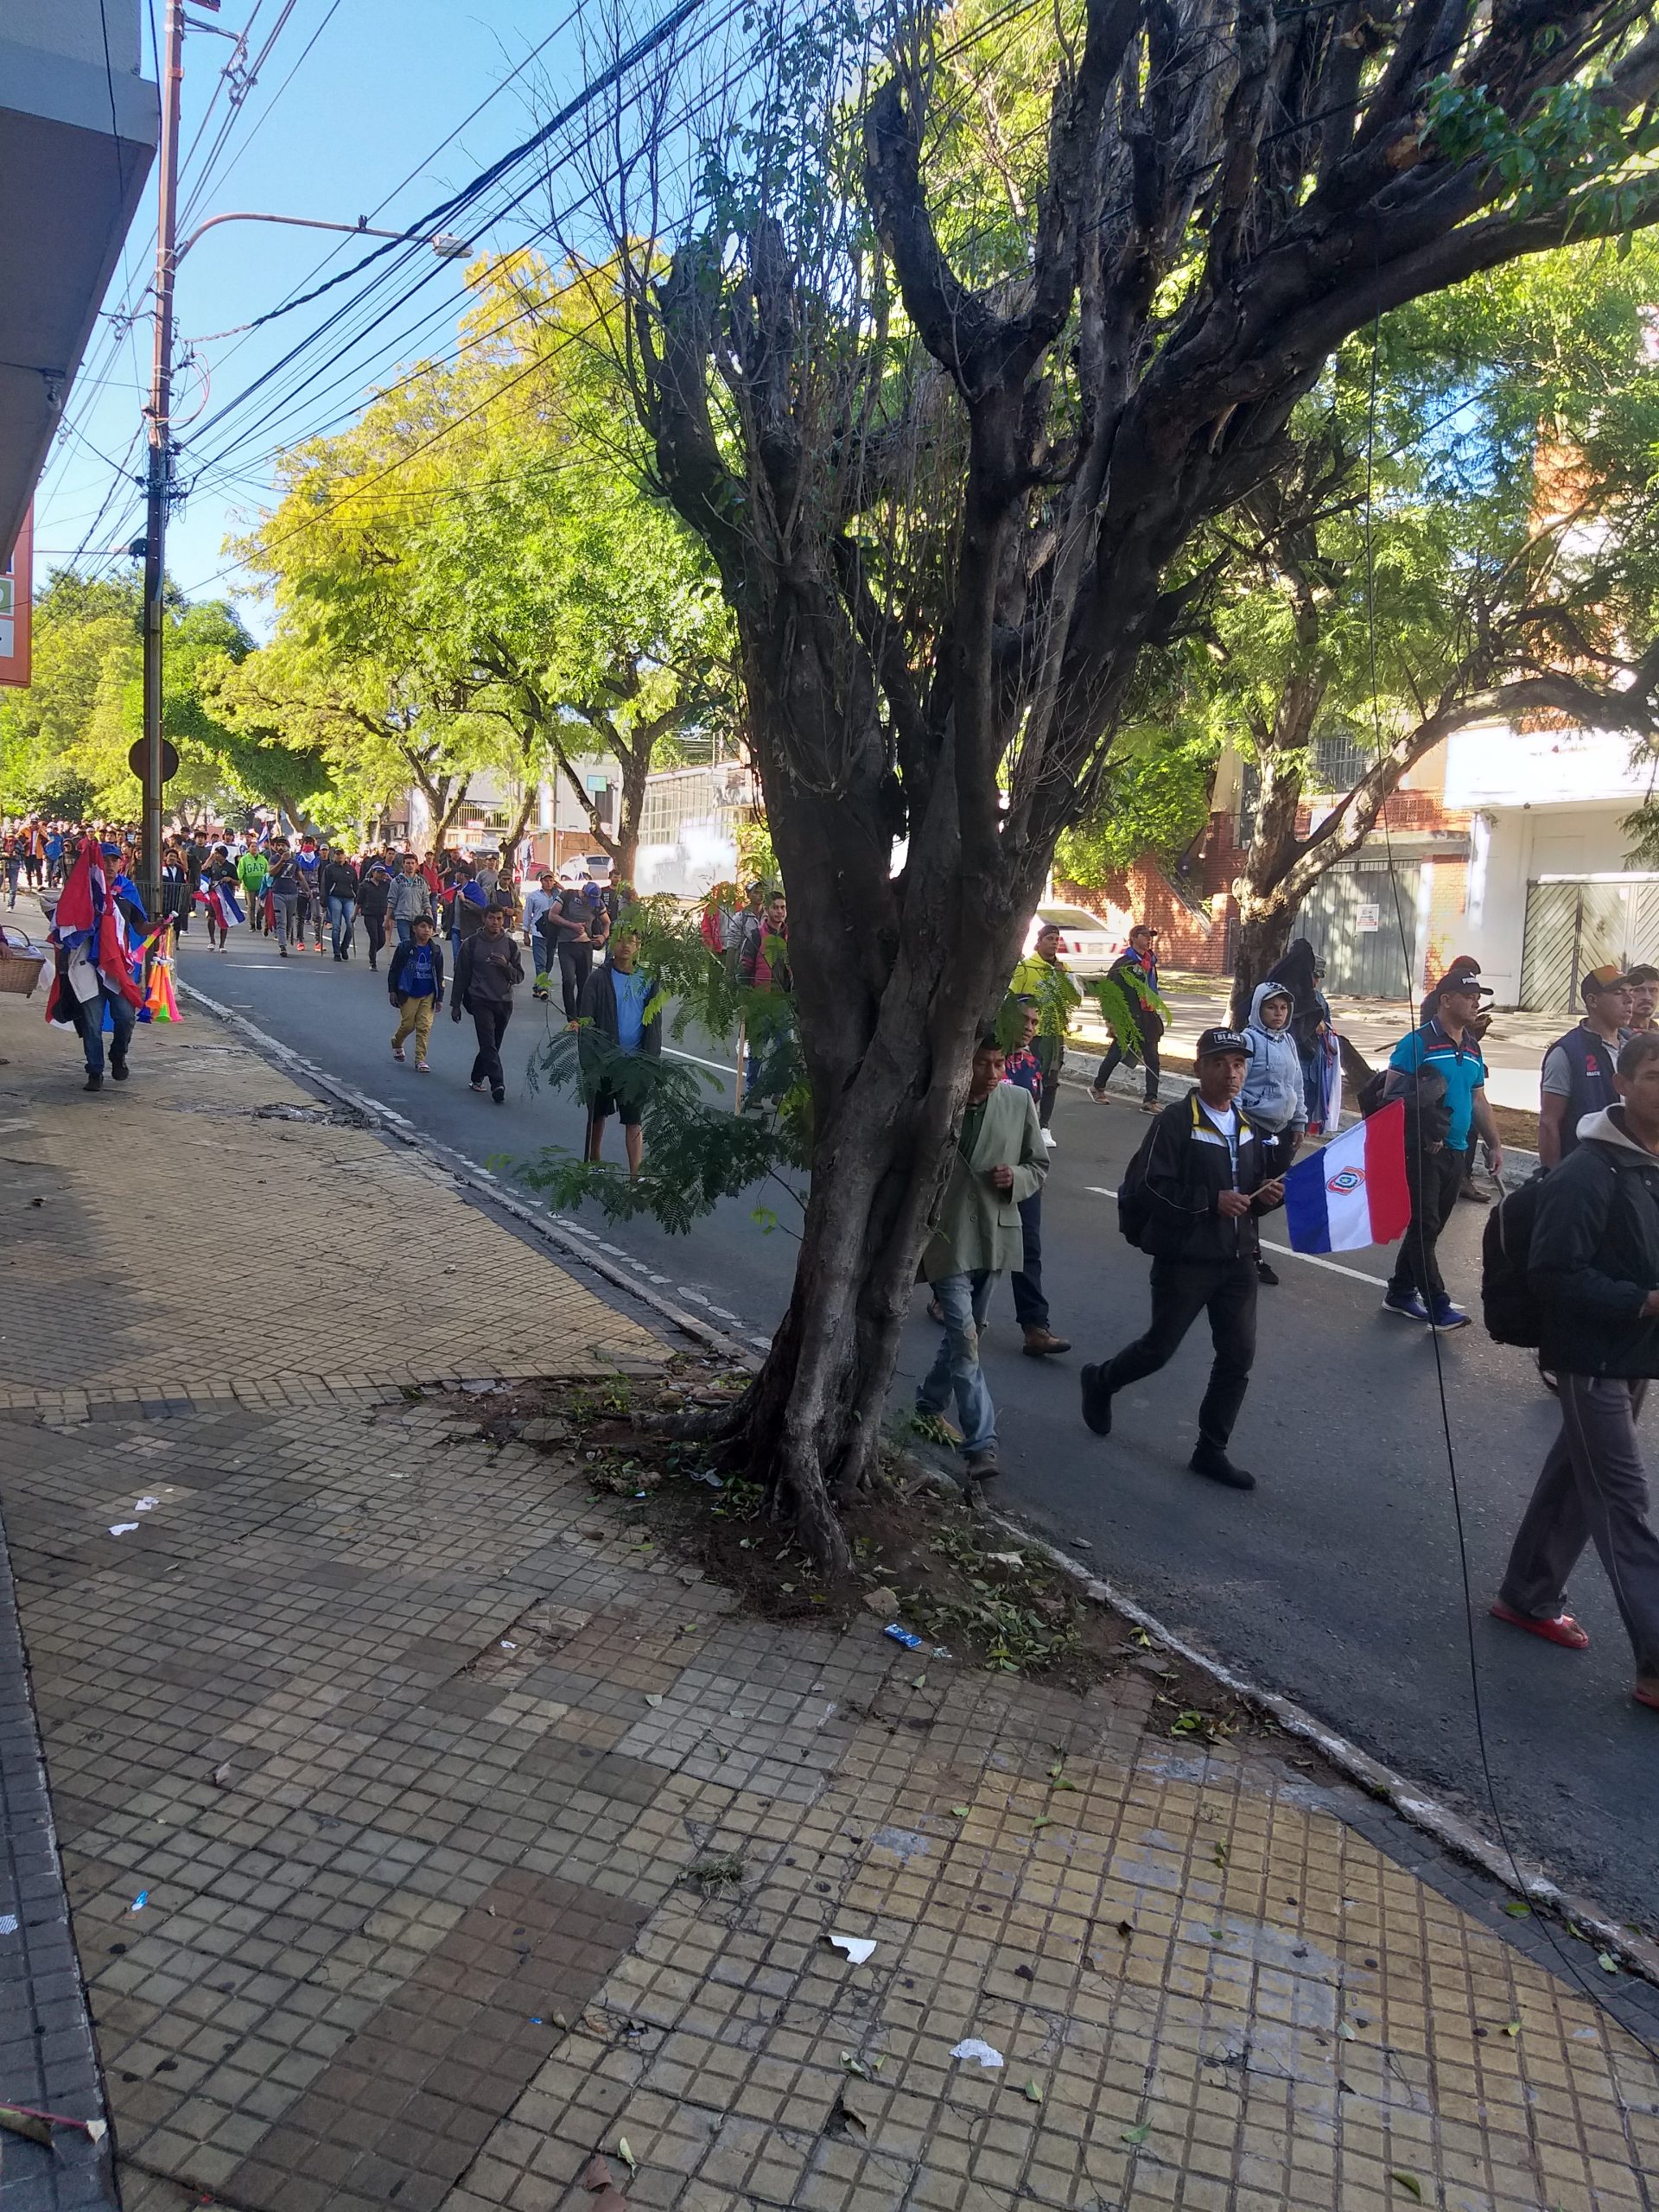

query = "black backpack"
[1117, 1118, 1160, 1251]
[1481, 1179, 1545, 1347]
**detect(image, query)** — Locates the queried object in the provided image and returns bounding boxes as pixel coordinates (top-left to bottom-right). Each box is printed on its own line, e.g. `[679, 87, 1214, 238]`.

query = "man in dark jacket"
[321, 851, 359, 961]
[1080, 1027, 1284, 1489]
[355, 862, 391, 970]
[451, 904, 523, 1103]
[1537, 964, 1633, 1169]
[577, 928, 661, 1176]
[1493, 1028, 1659, 1714]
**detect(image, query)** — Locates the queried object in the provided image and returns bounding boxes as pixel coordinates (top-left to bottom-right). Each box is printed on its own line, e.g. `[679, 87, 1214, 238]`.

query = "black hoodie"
[1531, 1105, 1659, 1376]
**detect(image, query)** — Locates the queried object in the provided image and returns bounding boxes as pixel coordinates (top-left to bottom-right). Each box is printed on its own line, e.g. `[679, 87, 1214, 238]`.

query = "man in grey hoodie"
[1240, 982, 1307, 1287]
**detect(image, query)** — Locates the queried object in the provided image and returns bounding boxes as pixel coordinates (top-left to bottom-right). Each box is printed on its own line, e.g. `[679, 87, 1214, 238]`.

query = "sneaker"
[416, 1060, 430, 1074]
[1190, 1445, 1256, 1491]
[1040, 1128, 1058, 1154]
[1382, 1287, 1429, 1322]
[491, 1087, 505, 1104]
[1141, 1097, 1161, 1113]
[1089, 1085, 1109, 1103]
[1429, 1294, 1472, 1332]
[1255, 1258, 1278, 1287]
[470, 1081, 487, 1094]
[82, 1071, 103, 1092]
[963, 1446, 1000, 1479]
[110, 1058, 129, 1083]
[1079, 1362, 1114, 1436]
[391, 1045, 406, 1062]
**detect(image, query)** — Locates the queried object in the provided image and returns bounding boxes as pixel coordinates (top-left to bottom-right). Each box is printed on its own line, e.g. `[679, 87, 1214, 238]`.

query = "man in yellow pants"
[388, 912, 444, 1072]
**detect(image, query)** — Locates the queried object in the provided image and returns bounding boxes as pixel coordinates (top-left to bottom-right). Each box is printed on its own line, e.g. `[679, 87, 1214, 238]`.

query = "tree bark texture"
[620, 0, 1659, 1560]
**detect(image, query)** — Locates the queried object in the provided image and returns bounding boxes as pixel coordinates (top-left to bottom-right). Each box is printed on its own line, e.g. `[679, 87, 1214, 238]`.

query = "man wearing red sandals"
[1493, 1027, 1659, 1713]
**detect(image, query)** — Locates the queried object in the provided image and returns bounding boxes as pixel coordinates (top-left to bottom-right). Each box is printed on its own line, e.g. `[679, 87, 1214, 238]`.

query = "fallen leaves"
[1389, 2172, 1424, 2202]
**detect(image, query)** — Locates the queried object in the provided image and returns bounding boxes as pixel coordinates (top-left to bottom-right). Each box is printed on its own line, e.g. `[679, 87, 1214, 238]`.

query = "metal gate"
[1519, 877, 1659, 1011]
[1294, 859, 1421, 999]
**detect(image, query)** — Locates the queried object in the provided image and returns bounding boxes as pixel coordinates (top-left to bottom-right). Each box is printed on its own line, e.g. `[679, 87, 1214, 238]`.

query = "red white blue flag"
[1281, 1099, 1410, 1253]
[43, 842, 146, 1027]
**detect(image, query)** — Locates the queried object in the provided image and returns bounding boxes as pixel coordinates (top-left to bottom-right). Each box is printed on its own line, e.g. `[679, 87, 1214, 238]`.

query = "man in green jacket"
[916, 1030, 1048, 1479]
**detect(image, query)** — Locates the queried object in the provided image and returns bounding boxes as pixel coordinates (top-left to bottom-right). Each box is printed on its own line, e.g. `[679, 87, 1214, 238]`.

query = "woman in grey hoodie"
[1240, 981, 1307, 1286]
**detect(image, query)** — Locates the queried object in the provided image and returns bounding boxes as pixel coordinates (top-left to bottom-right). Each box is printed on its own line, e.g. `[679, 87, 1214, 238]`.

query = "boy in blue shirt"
[387, 913, 444, 1071]
[1382, 973, 1503, 1330]
[576, 928, 660, 1178]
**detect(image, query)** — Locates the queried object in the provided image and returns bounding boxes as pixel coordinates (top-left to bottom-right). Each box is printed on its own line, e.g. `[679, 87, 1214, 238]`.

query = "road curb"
[982, 1503, 1659, 1989]
[177, 980, 764, 1371]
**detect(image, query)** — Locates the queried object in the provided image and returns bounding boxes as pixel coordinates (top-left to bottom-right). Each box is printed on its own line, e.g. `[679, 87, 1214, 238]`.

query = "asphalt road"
[169, 919, 1658, 1932]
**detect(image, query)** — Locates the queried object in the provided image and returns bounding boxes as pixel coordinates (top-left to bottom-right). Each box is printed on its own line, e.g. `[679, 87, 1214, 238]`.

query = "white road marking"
[1257, 1238, 1389, 1287]
[677, 1287, 715, 1306]
[1083, 1190, 1390, 1287]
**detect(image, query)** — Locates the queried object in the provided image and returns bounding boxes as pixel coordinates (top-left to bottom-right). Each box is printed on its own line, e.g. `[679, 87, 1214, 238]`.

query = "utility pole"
[141, 0, 205, 924]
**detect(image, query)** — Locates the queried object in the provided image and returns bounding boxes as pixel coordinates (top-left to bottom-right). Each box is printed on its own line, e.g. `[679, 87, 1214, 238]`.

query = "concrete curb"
[981, 1501, 1659, 1989]
[177, 980, 763, 1372]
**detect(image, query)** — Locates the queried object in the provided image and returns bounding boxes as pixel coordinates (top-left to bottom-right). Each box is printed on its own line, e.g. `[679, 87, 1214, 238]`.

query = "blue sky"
[35, 1, 606, 614]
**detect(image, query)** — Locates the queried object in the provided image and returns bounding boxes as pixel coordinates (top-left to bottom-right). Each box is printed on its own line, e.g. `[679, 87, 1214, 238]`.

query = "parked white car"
[1021, 902, 1121, 977]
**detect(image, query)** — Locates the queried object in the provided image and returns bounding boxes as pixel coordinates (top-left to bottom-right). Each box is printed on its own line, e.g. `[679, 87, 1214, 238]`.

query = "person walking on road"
[322, 849, 359, 961]
[738, 889, 795, 1108]
[44, 842, 147, 1092]
[237, 838, 269, 932]
[356, 862, 391, 971]
[389, 854, 432, 946]
[1081, 1027, 1285, 1491]
[1538, 966, 1634, 1170]
[1239, 981, 1307, 1286]
[577, 927, 661, 1176]
[452, 903, 523, 1103]
[916, 1029, 1048, 1481]
[389, 912, 444, 1072]
[523, 869, 560, 1000]
[548, 880, 597, 1020]
[1002, 998, 1070, 1357]
[1264, 938, 1338, 1132]
[264, 840, 301, 956]
[1010, 921, 1081, 1139]
[1380, 973, 1503, 1330]
[1090, 923, 1163, 1115]
[1492, 1027, 1659, 1714]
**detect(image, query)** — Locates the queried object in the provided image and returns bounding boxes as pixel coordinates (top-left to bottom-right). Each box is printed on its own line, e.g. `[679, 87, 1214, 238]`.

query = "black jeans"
[1011, 1190, 1047, 1330]
[470, 1001, 512, 1091]
[1033, 1035, 1063, 1128]
[1096, 1010, 1163, 1102]
[1099, 1255, 1258, 1451]
[361, 912, 386, 965]
[1387, 1143, 1464, 1304]
[558, 942, 592, 1022]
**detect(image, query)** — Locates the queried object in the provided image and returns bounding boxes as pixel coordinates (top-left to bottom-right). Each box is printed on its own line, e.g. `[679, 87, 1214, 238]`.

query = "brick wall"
[1055, 861, 1236, 976]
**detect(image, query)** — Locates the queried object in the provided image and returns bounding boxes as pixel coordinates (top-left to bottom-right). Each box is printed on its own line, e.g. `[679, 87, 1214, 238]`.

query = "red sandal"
[1490, 1599, 1589, 1650]
[1635, 1681, 1659, 1712]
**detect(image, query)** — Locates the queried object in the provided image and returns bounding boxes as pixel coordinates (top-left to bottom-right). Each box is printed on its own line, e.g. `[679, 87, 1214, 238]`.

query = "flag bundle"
[195, 880, 245, 931]
[1281, 1099, 1410, 1254]
[43, 843, 147, 1028]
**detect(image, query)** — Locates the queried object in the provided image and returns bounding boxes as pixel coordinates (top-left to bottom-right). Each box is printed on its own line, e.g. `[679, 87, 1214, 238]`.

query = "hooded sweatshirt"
[1240, 982, 1308, 1137]
[1529, 1104, 1659, 1377]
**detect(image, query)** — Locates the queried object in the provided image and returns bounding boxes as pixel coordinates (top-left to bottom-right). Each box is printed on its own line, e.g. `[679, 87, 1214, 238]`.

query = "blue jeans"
[74, 986, 136, 1076]
[396, 917, 417, 946]
[917, 1269, 998, 1453]
[328, 894, 356, 954]
[743, 1003, 796, 1104]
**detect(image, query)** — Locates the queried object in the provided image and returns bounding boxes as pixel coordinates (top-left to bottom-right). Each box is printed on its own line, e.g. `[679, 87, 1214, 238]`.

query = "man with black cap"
[1538, 964, 1634, 1171]
[1080, 1026, 1284, 1490]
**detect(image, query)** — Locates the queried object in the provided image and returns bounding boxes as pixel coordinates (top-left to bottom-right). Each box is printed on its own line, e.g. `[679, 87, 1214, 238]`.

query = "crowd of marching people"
[7, 810, 1657, 1717]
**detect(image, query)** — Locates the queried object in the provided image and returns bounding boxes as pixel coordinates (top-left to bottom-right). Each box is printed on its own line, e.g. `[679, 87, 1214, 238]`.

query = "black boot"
[1079, 1363, 1114, 1436]
[110, 1058, 130, 1082]
[1190, 1444, 1255, 1491]
[83, 1071, 104, 1092]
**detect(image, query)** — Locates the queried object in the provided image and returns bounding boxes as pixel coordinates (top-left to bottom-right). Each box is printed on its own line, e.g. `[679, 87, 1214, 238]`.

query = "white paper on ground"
[827, 1934, 876, 1964]
[950, 2038, 1005, 2069]
[108, 1523, 139, 1536]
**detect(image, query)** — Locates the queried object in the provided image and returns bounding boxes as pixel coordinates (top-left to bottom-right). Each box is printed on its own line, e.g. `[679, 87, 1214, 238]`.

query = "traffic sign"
[129, 737, 181, 784]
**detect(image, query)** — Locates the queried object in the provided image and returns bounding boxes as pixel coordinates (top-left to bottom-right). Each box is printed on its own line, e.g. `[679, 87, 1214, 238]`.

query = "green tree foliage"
[232, 254, 734, 866]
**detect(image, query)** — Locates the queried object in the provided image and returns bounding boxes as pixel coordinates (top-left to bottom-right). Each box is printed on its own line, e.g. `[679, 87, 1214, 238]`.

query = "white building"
[1434, 719, 1659, 1010]
[403, 757, 621, 870]
[633, 761, 758, 897]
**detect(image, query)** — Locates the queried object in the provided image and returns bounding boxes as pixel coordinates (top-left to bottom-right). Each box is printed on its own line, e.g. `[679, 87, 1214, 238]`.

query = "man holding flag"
[1083, 1027, 1284, 1491]
[43, 840, 148, 1092]
[1379, 973, 1503, 1330]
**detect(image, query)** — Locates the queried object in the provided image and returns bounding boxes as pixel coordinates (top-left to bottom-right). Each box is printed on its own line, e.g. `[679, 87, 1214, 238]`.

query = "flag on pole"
[1281, 1098, 1411, 1253]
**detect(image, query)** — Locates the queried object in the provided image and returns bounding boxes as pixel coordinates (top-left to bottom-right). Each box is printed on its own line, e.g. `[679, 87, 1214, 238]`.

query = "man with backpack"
[1379, 973, 1501, 1329]
[1537, 965, 1633, 1170]
[1489, 1027, 1659, 1714]
[1082, 1027, 1284, 1491]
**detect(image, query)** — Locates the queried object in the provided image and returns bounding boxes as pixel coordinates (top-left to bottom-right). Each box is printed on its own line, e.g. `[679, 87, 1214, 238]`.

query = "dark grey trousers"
[1500, 1374, 1659, 1676]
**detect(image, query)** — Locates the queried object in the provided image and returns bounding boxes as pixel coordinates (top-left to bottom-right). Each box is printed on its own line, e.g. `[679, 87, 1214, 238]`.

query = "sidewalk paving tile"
[2, 981, 1657, 2212]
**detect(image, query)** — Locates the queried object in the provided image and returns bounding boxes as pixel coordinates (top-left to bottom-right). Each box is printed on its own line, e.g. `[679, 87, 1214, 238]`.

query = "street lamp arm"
[175, 210, 470, 262]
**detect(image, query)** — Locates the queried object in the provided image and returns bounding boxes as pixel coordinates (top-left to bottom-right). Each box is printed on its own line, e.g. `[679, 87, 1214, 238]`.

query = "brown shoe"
[1021, 1326, 1071, 1357]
